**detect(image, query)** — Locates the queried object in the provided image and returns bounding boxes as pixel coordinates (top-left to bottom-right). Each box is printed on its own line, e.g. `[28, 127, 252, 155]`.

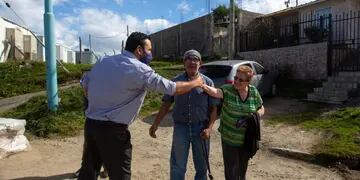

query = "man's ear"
[135, 45, 141, 54]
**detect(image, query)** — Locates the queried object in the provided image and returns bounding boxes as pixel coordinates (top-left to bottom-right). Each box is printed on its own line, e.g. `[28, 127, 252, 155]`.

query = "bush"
[2, 87, 85, 137]
[304, 26, 328, 43]
[0, 61, 92, 98]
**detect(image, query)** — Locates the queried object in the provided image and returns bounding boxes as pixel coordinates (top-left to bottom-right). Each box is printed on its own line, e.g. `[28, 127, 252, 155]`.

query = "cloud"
[77, 8, 174, 54]
[0, 0, 78, 49]
[144, 19, 175, 34]
[177, 0, 191, 14]
[0, 1, 183, 55]
[193, 8, 207, 18]
[114, 0, 124, 6]
[54, 0, 69, 5]
[239, 0, 315, 14]
[0, 0, 44, 33]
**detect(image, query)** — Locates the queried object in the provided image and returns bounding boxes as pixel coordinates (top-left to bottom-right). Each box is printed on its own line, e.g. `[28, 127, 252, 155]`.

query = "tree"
[213, 4, 241, 24]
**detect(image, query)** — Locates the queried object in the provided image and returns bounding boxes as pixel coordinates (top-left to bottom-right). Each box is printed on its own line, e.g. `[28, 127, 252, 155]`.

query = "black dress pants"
[222, 142, 250, 180]
[78, 118, 132, 180]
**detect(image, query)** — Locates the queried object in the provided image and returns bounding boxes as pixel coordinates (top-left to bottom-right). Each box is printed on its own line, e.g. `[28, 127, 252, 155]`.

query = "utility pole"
[127, 25, 129, 37]
[208, 0, 214, 58]
[285, 0, 290, 8]
[121, 40, 124, 52]
[44, 0, 58, 111]
[89, 34, 92, 51]
[160, 16, 164, 57]
[79, 36, 82, 64]
[179, 11, 183, 56]
[228, 0, 235, 60]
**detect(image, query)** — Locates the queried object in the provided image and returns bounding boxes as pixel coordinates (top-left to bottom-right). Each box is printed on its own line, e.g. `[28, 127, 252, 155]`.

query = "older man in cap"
[149, 50, 219, 180]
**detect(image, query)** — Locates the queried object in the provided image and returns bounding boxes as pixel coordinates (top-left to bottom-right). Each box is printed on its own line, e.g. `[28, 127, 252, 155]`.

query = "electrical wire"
[3, 0, 28, 27]
[2, 0, 70, 73]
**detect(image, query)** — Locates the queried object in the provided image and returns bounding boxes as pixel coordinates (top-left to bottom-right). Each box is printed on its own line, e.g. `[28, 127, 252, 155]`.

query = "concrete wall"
[299, 0, 359, 17]
[23, 35, 37, 60]
[238, 10, 263, 30]
[36, 36, 45, 62]
[0, 19, 6, 62]
[0, 18, 75, 63]
[76, 51, 97, 64]
[0, 18, 38, 62]
[238, 42, 328, 80]
[67, 50, 76, 64]
[56, 45, 67, 63]
[213, 27, 228, 57]
[150, 11, 260, 59]
[6, 28, 24, 60]
[150, 15, 210, 59]
[299, 0, 360, 42]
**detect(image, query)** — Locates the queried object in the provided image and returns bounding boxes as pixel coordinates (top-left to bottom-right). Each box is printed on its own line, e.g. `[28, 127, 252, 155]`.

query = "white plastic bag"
[0, 135, 31, 159]
[0, 118, 26, 136]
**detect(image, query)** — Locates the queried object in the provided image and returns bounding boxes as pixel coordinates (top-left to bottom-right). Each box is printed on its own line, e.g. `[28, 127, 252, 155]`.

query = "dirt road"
[0, 97, 346, 180]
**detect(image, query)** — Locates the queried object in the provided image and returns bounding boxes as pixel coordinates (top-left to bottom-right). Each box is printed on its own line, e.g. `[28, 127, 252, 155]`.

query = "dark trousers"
[78, 118, 132, 180]
[222, 142, 250, 180]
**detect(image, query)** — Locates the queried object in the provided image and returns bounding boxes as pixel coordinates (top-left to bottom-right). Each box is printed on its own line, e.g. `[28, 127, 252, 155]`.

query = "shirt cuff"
[167, 81, 176, 95]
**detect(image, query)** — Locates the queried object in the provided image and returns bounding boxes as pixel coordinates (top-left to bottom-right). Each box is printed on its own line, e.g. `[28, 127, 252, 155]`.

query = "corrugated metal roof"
[1, 17, 31, 32]
[258, 0, 334, 18]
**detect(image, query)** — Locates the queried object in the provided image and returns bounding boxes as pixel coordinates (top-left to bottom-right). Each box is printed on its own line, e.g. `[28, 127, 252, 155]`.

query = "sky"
[0, 0, 314, 55]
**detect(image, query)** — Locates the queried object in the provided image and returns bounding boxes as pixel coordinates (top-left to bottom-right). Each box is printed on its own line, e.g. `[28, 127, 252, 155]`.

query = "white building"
[36, 36, 45, 62]
[56, 44, 75, 64]
[76, 49, 98, 64]
[0, 17, 76, 64]
[0, 17, 38, 62]
[67, 50, 76, 64]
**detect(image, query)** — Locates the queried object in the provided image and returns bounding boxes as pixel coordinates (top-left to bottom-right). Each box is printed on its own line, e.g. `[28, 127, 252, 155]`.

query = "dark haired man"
[78, 32, 203, 180]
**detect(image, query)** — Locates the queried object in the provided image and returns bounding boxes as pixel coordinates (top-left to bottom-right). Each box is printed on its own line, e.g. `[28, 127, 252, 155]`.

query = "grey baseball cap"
[183, 49, 201, 60]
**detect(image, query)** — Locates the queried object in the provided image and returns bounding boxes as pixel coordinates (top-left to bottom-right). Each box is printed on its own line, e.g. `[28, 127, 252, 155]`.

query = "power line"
[2, 0, 28, 28]
[3, 0, 69, 73]
[92, 34, 124, 39]
[91, 32, 127, 39]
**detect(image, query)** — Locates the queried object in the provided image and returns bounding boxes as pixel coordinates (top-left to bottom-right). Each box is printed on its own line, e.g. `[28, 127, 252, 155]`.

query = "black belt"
[86, 117, 128, 129]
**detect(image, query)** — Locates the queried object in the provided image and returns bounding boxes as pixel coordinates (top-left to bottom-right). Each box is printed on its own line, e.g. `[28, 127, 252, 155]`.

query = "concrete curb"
[269, 147, 315, 162]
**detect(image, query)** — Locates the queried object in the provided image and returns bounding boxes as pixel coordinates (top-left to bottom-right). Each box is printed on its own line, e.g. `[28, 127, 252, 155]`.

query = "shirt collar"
[122, 50, 138, 59]
[183, 72, 204, 80]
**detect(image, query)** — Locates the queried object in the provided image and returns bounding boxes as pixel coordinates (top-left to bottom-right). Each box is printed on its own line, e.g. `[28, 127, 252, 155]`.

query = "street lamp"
[44, 0, 59, 111]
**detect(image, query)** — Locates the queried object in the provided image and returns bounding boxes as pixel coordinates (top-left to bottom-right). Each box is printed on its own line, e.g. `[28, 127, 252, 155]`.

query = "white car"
[199, 60, 277, 96]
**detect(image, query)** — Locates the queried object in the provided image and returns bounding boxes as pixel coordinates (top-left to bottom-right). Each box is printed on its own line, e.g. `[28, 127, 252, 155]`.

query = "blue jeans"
[170, 122, 210, 180]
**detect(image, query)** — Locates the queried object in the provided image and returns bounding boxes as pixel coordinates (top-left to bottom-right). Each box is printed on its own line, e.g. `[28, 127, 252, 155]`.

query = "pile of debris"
[0, 118, 30, 159]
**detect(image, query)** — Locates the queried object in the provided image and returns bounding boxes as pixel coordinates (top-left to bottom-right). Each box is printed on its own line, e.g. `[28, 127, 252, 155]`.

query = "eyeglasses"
[185, 57, 201, 62]
[234, 76, 250, 83]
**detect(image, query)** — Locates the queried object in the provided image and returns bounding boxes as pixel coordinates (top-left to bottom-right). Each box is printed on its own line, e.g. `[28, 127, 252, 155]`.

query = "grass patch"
[0, 61, 92, 98]
[266, 102, 326, 125]
[268, 105, 360, 160]
[1, 86, 85, 138]
[150, 59, 183, 68]
[302, 108, 360, 158]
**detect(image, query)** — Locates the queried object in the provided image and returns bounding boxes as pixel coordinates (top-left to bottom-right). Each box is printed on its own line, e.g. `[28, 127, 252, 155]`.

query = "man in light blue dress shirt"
[78, 32, 203, 180]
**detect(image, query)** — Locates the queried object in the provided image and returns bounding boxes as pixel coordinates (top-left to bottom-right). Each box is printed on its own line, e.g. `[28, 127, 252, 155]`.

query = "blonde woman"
[201, 65, 265, 180]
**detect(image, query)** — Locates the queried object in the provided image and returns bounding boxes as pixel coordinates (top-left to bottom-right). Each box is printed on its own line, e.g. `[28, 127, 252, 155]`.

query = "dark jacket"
[244, 112, 261, 158]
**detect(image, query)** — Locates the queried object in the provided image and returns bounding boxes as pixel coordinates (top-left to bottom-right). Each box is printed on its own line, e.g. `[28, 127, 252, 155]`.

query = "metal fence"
[329, 11, 360, 75]
[238, 11, 360, 75]
[237, 15, 331, 52]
